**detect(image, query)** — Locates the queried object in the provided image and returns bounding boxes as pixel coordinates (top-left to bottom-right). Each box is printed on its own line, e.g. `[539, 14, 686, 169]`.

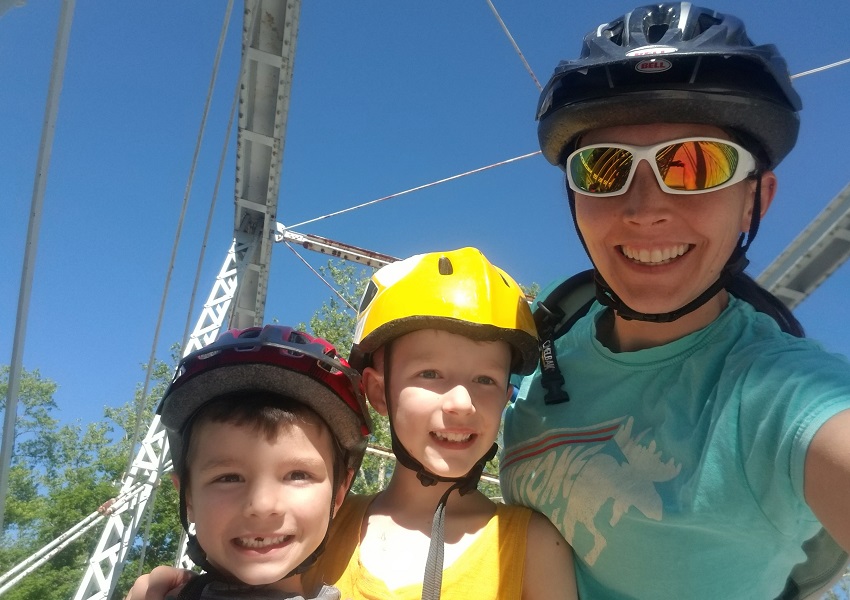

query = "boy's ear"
[363, 366, 388, 416]
[333, 468, 355, 517]
[172, 473, 194, 521]
[504, 383, 514, 405]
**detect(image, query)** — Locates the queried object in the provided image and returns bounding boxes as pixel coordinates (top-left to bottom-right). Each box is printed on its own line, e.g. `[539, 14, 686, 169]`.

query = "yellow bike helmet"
[350, 247, 538, 375]
[350, 248, 539, 599]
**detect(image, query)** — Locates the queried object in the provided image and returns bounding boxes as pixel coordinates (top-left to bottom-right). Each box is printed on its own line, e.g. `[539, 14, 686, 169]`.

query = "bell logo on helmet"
[634, 58, 672, 73]
[625, 45, 678, 57]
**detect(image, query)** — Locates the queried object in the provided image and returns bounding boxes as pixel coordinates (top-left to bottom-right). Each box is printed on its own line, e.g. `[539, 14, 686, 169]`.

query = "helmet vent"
[358, 281, 378, 313]
[602, 21, 624, 46]
[696, 13, 722, 36]
[438, 256, 454, 275]
[646, 23, 669, 44]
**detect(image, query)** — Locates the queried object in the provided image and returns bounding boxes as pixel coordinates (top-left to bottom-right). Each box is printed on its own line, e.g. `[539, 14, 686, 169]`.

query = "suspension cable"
[284, 243, 358, 311]
[792, 56, 850, 79]
[181, 2, 260, 350]
[485, 0, 542, 91]
[124, 0, 234, 476]
[287, 151, 541, 229]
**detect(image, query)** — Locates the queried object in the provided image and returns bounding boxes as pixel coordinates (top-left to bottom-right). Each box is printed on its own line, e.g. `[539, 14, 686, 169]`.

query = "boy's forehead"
[188, 411, 334, 456]
[390, 328, 512, 359]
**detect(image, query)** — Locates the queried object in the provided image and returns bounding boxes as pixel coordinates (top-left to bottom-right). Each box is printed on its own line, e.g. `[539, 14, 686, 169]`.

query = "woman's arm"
[522, 511, 579, 600]
[123, 566, 195, 600]
[804, 408, 850, 552]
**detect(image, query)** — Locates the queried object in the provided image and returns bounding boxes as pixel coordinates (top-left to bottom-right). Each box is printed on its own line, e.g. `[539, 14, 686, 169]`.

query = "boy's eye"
[213, 473, 241, 483]
[287, 471, 311, 482]
[418, 370, 439, 379]
[475, 375, 497, 385]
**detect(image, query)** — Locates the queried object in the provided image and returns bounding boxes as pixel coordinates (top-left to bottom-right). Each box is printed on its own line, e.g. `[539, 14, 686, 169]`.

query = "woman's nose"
[622, 160, 673, 225]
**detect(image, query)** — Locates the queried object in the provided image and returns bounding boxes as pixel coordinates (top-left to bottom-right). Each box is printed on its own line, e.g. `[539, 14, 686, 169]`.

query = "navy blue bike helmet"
[537, 2, 802, 169]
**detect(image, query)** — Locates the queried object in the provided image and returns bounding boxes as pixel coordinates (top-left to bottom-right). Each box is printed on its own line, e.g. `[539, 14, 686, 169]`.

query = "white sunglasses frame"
[565, 137, 758, 197]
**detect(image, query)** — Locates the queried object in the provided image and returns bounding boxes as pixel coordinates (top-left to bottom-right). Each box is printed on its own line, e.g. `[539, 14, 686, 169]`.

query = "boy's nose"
[244, 479, 284, 517]
[442, 384, 475, 414]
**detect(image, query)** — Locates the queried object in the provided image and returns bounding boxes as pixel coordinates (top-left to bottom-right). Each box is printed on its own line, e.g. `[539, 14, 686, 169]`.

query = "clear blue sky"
[2, 1, 850, 430]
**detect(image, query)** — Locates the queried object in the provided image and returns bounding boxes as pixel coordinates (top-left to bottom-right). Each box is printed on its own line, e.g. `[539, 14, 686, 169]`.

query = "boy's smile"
[382, 328, 512, 479]
[184, 418, 344, 591]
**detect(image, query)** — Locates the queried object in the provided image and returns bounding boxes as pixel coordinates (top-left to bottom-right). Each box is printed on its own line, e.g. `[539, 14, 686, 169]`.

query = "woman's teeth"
[621, 244, 690, 264]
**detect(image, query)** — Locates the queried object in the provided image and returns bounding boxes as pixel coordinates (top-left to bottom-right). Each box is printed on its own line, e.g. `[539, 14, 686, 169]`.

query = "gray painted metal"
[69, 2, 302, 597]
[275, 225, 400, 268]
[231, 0, 301, 330]
[758, 182, 850, 309]
[0, 0, 76, 534]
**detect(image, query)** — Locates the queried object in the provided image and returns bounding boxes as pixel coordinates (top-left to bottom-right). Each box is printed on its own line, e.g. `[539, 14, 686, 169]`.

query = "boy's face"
[369, 328, 512, 479]
[182, 417, 345, 590]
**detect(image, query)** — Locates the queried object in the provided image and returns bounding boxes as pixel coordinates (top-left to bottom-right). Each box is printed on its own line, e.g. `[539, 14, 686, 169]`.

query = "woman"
[500, 4, 850, 599]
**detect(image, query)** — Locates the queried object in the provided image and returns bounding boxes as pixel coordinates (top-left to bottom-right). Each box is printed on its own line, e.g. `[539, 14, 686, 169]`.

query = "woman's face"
[572, 122, 773, 320]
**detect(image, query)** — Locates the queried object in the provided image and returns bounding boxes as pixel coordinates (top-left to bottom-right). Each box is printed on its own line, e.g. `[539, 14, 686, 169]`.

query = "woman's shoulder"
[724, 297, 849, 365]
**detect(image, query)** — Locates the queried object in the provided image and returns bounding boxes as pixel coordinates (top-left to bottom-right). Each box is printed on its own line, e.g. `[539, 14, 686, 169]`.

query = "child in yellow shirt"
[303, 247, 577, 600]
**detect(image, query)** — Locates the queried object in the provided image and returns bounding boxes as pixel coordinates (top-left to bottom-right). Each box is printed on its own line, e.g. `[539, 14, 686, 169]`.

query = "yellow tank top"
[303, 494, 532, 600]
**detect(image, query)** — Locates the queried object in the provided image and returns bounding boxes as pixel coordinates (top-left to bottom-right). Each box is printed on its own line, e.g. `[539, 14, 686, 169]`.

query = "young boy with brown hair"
[158, 325, 371, 599]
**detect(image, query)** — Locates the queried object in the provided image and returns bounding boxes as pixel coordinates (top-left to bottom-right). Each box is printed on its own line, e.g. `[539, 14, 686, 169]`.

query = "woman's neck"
[600, 290, 730, 352]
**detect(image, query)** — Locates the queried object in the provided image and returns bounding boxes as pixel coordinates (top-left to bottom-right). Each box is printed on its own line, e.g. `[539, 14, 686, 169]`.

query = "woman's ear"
[363, 366, 388, 416]
[757, 171, 777, 218]
[744, 170, 777, 231]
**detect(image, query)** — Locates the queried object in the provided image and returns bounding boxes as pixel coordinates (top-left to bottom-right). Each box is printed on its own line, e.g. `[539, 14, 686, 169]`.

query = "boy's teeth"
[237, 535, 289, 548]
[622, 244, 690, 264]
[434, 432, 472, 442]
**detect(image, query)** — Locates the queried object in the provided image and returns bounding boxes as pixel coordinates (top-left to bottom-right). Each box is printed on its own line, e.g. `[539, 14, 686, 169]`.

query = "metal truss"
[758, 182, 850, 308]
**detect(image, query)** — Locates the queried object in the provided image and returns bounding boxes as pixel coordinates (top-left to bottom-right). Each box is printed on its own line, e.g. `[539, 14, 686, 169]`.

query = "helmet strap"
[176, 430, 341, 584]
[566, 175, 762, 323]
[381, 340, 496, 492]
[380, 343, 496, 600]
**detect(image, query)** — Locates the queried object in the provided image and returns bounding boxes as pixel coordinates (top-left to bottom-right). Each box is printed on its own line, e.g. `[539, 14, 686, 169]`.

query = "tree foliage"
[294, 261, 394, 495]
[0, 356, 181, 600]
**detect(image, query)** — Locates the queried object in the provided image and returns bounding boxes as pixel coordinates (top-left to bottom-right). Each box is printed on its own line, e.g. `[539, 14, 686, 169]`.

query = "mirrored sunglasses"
[565, 137, 757, 197]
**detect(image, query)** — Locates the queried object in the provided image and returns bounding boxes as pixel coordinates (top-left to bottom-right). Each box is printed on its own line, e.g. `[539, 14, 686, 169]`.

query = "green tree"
[0, 355, 181, 600]
[302, 260, 372, 354]
[289, 260, 395, 495]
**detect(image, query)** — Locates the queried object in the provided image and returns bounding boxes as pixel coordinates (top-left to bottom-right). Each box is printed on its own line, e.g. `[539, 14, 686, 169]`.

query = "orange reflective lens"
[566, 137, 757, 197]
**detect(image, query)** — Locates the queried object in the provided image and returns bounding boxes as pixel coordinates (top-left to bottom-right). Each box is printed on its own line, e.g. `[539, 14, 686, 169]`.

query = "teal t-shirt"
[501, 296, 850, 599]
